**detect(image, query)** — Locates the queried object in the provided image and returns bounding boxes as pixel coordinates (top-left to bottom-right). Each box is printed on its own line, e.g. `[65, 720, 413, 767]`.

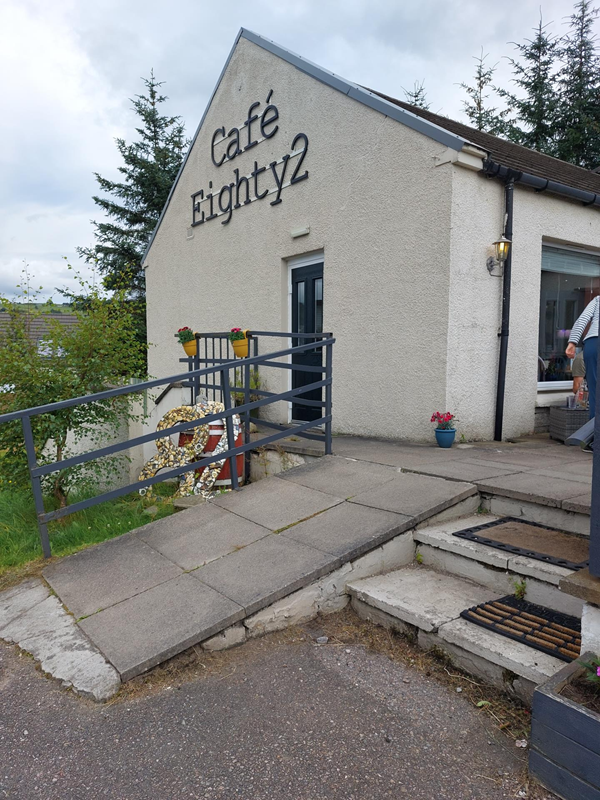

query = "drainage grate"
[452, 517, 588, 571]
[460, 595, 581, 663]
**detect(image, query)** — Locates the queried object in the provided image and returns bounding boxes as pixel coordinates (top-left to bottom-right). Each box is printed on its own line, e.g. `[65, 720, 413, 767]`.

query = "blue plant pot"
[435, 428, 456, 448]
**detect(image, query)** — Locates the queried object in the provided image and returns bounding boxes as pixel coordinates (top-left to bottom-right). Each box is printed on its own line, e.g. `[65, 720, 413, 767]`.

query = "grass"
[0, 484, 176, 590]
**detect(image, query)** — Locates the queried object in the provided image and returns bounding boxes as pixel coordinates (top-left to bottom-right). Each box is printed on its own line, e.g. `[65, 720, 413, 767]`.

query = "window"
[539, 246, 600, 385]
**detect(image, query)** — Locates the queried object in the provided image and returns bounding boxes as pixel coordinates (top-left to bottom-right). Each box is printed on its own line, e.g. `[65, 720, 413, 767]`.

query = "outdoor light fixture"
[487, 235, 511, 276]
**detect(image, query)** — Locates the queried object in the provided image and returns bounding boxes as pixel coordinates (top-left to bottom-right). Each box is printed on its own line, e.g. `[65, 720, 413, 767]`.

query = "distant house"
[0, 312, 78, 355]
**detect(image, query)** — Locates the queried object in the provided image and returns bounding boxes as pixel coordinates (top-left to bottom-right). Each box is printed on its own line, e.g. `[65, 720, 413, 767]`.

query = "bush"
[0, 266, 147, 506]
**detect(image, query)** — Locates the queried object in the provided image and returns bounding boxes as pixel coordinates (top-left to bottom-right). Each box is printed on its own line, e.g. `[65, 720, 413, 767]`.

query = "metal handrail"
[1, 333, 334, 559]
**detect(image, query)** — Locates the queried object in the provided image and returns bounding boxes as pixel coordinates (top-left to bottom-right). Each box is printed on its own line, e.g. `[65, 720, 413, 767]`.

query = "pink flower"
[596, 666, 600, 677]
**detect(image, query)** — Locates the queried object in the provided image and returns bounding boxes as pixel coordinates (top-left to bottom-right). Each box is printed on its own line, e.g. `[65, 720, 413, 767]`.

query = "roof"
[0, 313, 78, 343]
[370, 90, 600, 197]
[143, 28, 600, 262]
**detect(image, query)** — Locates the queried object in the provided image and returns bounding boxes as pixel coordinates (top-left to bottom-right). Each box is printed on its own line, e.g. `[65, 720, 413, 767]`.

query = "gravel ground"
[0, 614, 556, 800]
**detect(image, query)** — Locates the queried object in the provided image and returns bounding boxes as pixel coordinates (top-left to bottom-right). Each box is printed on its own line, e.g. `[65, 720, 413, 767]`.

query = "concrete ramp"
[43, 457, 476, 682]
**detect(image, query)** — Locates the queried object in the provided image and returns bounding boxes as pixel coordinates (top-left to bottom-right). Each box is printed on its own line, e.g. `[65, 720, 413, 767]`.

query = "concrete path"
[42, 456, 476, 682]
[0, 579, 119, 701]
[0, 617, 554, 800]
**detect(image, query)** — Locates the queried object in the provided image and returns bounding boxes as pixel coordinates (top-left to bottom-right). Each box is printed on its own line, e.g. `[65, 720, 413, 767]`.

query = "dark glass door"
[291, 263, 323, 422]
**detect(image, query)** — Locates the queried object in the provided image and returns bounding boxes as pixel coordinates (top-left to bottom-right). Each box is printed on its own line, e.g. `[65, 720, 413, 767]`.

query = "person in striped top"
[566, 295, 600, 419]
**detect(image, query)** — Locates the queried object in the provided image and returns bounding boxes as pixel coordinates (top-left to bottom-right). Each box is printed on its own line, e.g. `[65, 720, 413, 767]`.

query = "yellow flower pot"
[182, 339, 197, 357]
[231, 337, 249, 358]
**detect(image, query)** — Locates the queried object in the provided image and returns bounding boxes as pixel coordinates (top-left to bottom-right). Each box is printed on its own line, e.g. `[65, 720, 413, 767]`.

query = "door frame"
[287, 251, 324, 423]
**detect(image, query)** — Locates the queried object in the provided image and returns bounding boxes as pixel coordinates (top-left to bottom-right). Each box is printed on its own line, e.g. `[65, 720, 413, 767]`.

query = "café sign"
[191, 91, 309, 227]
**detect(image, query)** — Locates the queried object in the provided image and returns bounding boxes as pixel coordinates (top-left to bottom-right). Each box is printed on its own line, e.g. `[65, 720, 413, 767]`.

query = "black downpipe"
[494, 179, 514, 441]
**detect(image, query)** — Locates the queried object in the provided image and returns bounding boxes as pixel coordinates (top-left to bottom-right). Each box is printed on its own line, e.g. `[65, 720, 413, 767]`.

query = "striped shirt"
[569, 296, 600, 344]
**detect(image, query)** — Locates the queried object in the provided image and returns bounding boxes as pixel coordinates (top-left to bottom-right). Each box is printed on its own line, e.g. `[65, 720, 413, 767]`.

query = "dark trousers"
[584, 337, 598, 420]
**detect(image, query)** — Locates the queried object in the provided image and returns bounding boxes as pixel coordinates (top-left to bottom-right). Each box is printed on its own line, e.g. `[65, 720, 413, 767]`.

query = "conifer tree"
[499, 18, 560, 154]
[460, 50, 508, 135]
[555, 0, 600, 168]
[78, 72, 188, 297]
[402, 81, 430, 109]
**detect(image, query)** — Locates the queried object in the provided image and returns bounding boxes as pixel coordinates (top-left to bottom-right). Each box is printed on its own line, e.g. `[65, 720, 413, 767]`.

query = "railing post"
[220, 368, 239, 490]
[590, 343, 600, 576]
[193, 335, 200, 403]
[22, 415, 52, 559]
[244, 361, 251, 484]
[325, 340, 333, 455]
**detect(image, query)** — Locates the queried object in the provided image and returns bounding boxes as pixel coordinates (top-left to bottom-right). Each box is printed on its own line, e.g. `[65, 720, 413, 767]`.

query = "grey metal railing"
[0, 332, 334, 559]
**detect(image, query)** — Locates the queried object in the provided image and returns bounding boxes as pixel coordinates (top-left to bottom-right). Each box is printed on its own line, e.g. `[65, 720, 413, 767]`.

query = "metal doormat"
[452, 517, 588, 571]
[460, 595, 581, 663]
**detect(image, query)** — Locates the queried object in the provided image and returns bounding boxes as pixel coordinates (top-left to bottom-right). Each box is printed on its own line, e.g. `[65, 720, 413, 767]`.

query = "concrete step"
[413, 515, 584, 619]
[346, 565, 566, 703]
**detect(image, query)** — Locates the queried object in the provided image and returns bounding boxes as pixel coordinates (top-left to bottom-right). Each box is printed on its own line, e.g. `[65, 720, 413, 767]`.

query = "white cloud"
[1, 0, 597, 299]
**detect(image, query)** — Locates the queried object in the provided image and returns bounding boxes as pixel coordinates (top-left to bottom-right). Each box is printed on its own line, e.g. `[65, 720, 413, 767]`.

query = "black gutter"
[483, 158, 600, 440]
[482, 159, 600, 210]
[494, 178, 514, 442]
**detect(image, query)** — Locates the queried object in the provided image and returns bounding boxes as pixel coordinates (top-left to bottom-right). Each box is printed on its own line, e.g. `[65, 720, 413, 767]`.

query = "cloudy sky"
[0, 0, 592, 300]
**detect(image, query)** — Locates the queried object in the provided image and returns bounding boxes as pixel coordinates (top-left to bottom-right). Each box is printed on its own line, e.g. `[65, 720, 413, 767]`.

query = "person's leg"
[584, 337, 598, 419]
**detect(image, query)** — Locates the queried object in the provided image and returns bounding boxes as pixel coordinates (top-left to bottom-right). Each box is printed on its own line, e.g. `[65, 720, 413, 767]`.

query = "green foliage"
[499, 17, 560, 154]
[459, 50, 509, 134]
[555, 0, 600, 168]
[0, 486, 174, 581]
[403, 81, 430, 109]
[509, 576, 527, 600]
[580, 654, 600, 690]
[0, 265, 147, 507]
[77, 71, 188, 300]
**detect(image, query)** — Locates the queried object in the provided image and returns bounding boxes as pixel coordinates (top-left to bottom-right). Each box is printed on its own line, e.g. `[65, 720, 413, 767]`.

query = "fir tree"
[460, 50, 508, 135]
[402, 81, 430, 109]
[555, 0, 600, 168]
[78, 72, 188, 297]
[499, 17, 560, 154]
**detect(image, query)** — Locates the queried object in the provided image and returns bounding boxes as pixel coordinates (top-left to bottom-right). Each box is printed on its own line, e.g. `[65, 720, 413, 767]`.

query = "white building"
[144, 29, 600, 443]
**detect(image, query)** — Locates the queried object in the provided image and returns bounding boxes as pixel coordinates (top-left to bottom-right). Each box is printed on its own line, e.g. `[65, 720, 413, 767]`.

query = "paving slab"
[79, 574, 243, 680]
[475, 472, 589, 508]
[43, 533, 182, 619]
[194, 534, 339, 615]
[278, 455, 398, 497]
[347, 566, 498, 632]
[332, 436, 464, 467]
[526, 467, 591, 485]
[404, 460, 520, 483]
[348, 472, 476, 523]
[437, 617, 564, 684]
[281, 501, 412, 560]
[136, 502, 270, 570]
[459, 451, 577, 469]
[0, 579, 50, 630]
[562, 490, 592, 514]
[210, 475, 343, 530]
[0, 586, 119, 701]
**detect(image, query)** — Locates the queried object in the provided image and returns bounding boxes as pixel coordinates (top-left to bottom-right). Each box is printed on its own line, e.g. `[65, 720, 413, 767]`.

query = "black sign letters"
[191, 91, 309, 227]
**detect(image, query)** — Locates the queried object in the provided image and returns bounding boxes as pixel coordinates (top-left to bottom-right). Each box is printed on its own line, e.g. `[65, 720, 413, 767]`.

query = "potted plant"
[175, 327, 196, 357]
[530, 652, 600, 799]
[431, 411, 456, 448]
[229, 327, 249, 359]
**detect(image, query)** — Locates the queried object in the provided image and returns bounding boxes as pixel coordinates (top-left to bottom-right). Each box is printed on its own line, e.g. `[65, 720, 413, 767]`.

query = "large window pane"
[539, 246, 600, 383]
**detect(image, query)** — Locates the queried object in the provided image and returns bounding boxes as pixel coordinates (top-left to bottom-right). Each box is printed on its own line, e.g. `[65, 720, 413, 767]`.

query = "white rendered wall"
[144, 37, 455, 441]
[446, 167, 600, 440]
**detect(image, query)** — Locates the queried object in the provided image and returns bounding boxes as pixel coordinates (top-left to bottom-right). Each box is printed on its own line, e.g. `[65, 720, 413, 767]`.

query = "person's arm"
[566, 298, 599, 358]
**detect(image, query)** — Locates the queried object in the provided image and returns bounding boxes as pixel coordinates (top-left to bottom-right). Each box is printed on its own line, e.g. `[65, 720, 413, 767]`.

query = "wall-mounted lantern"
[486, 236, 511, 276]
